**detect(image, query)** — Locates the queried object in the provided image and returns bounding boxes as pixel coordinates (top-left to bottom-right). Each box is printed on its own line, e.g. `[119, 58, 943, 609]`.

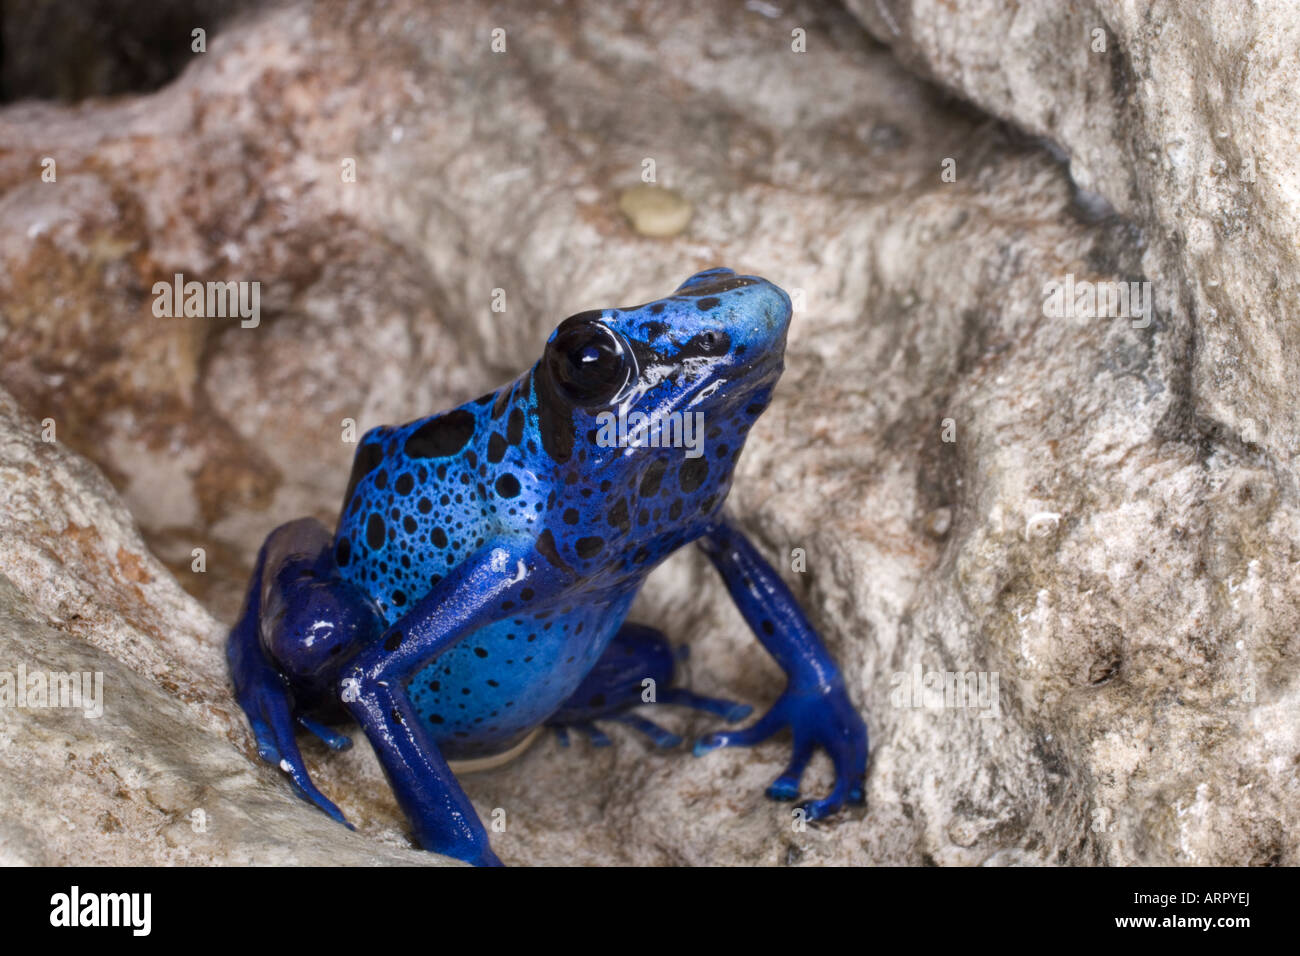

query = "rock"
[845, 0, 1300, 472]
[0, 0, 1295, 866]
[0, 388, 450, 864]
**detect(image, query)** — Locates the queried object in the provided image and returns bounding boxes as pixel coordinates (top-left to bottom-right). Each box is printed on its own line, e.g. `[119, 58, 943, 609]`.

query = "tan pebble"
[618, 185, 693, 238]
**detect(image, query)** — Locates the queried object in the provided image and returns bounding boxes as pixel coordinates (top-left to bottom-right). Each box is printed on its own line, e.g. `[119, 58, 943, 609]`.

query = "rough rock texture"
[848, 0, 1300, 474]
[0, 389, 448, 864]
[0, 0, 1295, 865]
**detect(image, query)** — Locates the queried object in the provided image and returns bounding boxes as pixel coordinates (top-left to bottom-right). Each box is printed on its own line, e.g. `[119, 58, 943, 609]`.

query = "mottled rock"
[0, 388, 450, 864]
[847, 0, 1300, 471]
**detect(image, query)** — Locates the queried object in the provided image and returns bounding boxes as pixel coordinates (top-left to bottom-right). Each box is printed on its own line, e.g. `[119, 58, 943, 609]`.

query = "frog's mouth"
[601, 345, 783, 427]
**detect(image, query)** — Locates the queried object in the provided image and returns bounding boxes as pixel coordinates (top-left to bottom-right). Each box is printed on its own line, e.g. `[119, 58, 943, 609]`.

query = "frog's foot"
[227, 518, 381, 830]
[694, 682, 868, 821]
[229, 616, 351, 827]
[547, 623, 749, 749]
[694, 518, 869, 820]
[612, 714, 681, 748]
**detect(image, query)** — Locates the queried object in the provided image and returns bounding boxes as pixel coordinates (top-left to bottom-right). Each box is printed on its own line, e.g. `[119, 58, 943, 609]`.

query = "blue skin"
[227, 268, 868, 866]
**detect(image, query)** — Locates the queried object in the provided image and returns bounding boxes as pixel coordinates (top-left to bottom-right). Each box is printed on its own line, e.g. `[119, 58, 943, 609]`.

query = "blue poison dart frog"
[227, 268, 868, 866]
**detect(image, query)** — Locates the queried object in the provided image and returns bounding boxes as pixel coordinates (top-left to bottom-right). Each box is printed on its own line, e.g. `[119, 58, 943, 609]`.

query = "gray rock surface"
[847, 0, 1300, 475]
[0, 0, 1295, 865]
[0, 388, 448, 864]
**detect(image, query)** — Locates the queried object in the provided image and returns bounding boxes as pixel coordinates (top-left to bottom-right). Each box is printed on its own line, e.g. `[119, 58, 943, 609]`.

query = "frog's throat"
[445, 726, 543, 774]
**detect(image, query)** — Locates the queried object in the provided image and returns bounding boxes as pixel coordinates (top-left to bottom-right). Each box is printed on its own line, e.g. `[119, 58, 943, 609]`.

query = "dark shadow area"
[0, 0, 262, 103]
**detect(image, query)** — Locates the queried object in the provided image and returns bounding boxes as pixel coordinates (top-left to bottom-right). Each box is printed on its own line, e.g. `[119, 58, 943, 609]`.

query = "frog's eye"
[546, 317, 632, 407]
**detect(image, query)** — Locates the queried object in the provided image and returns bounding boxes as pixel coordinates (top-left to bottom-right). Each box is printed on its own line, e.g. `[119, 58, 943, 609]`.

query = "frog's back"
[331, 382, 643, 757]
[333, 388, 527, 624]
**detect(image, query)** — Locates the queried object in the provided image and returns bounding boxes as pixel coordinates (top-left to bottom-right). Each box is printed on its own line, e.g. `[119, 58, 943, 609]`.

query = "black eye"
[545, 316, 632, 407]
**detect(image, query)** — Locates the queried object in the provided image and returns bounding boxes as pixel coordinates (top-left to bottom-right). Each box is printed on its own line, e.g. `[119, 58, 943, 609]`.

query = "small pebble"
[618, 185, 693, 238]
[923, 507, 953, 539]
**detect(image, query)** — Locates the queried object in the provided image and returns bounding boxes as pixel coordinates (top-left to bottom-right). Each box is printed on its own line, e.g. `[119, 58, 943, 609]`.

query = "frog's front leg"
[693, 517, 868, 820]
[338, 536, 561, 867]
[228, 518, 381, 826]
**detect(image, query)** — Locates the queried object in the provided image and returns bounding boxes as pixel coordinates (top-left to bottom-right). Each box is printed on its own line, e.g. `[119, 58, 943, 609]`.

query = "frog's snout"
[730, 277, 793, 362]
[676, 267, 793, 345]
[753, 278, 793, 338]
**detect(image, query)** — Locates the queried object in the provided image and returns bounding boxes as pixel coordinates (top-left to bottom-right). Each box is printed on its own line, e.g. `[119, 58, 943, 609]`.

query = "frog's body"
[228, 269, 868, 866]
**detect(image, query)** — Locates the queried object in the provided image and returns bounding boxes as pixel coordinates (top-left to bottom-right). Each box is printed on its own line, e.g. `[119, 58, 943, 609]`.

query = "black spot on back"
[607, 498, 630, 532]
[405, 410, 476, 458]
[366, 513, 386, 550]
[342, 440, 385, 508]
[537, 528, 573, 572]
[507, 407, 525, 445]
[535, 367, 575, 463]
[677, 275, 758, 296]
[680, 457, 709, 493]
[639, 458, 666, 497]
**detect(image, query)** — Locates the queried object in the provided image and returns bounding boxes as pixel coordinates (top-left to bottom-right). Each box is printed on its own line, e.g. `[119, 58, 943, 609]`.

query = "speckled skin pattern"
[227, 269, 868, 866]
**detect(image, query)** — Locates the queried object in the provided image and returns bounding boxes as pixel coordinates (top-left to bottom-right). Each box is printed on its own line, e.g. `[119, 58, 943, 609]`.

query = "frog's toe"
[660, 687, 753, 723]
[786, 736, 867, 820]
[553, 727, 571, 747]
[250, 687, 351, 828]
[764, 740, 813, 802]
[692, 706, 784, 756]
[615, 714, 682, 748]
[297, 714, 353, 752]
[795, 782, 852, 822]
[286, 773, 353, 829]
[247, 714, 283, 766]
[577, 722, 612, 747]
[724, 701, 754, 723]
[767, 777, 801, 801]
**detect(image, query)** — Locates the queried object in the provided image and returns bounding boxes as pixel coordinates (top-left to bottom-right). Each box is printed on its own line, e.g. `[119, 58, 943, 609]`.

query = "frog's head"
[532, 268, 791, 519]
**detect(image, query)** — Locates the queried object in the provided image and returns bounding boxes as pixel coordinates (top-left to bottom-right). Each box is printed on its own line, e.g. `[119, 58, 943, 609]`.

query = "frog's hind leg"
[657, 647, 753, 721]
[546, 624, 751, 748]
[227, 517, 382, 824]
